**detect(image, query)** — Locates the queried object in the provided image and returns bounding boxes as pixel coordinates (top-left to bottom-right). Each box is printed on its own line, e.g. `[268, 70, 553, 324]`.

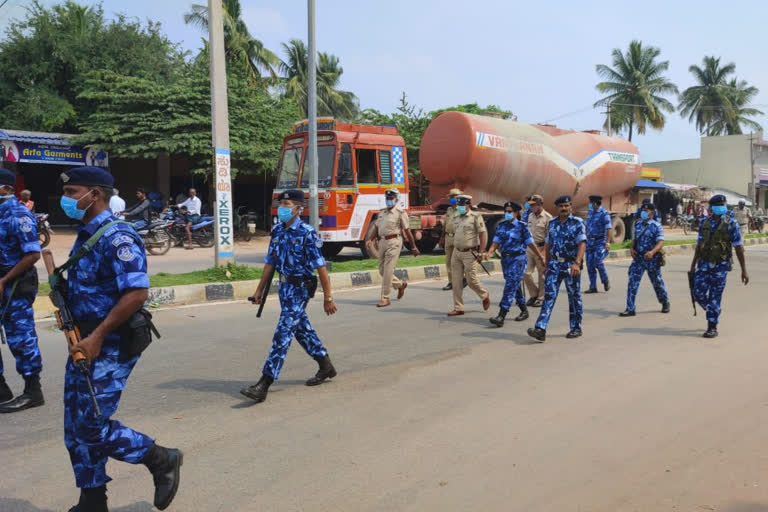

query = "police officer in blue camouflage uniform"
[57, 167, 181, 512]
[527, 195, 586, 342]
[242, 189, 338, 404]
[619, 202, 670, 317]
[486, 201, 544, 327]
[0, 168, 44, 413]
[690, 194, 749, 338]
[584, 194, 612, 294]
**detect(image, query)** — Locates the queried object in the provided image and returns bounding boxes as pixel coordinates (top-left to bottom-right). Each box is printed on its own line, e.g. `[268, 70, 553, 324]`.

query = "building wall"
[644, 158, 700, 184]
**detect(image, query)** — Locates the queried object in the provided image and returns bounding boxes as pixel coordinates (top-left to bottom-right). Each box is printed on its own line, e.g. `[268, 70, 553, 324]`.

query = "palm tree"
[594, 40, 678, 141]
[280, 39, 359, 119]
[184, 0, 279, 82]
[678, 57, 763, 135]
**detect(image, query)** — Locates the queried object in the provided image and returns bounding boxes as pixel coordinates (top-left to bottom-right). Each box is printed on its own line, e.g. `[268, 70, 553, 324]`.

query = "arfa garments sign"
[0, 140, 108, 166]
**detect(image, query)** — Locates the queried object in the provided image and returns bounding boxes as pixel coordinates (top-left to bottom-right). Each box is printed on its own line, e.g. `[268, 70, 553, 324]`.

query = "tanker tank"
[419, 111, 642, 212]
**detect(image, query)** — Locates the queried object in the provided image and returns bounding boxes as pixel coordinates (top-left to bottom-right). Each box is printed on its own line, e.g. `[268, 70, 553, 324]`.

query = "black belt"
[456, 246, 479, 252]
[279, 275, 312, 286]
[379, 234, 400, 240]
[501, 252, 525, 258]
[551, 256, 576, 263]
[535, 242, 545, 247]
[588, 236, 605, 241]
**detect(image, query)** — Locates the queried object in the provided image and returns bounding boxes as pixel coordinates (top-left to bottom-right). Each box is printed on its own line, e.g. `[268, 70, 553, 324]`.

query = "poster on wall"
[1, 141, 20, 163]
[0, 140, 108, 167]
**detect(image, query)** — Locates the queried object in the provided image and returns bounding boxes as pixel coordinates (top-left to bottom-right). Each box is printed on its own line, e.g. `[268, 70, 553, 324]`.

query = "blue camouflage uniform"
[64, 209, 154, 489]
[522, 208, 531, 224]
[262, 218, 328, 380]
[534, 215, 586, 331]
[625, 218, 668, 312]
[694, 214, 741, 326]
[0, 196, 42, 378]
[585, 206, 611, 289]
[494, 218, 533, 311]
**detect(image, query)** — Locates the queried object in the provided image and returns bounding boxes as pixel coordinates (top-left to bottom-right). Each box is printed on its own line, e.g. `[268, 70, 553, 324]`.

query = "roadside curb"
[32, 237, 768, 319]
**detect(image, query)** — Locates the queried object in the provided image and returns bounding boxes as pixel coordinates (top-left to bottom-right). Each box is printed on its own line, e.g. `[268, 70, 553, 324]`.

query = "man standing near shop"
[524, 194, 552, 307]
[584, 195, 612, 294]
[365, 189, 420, 307]
[446, 195, 490, 316]
[176, 188, 201, 249]
[439, 188, 464, 291]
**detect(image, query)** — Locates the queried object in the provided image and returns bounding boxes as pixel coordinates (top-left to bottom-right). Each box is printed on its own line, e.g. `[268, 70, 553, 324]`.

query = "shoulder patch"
[112, 234, 134, 247]
[18, 216, 34, 232]
[116, 245, 135, 262]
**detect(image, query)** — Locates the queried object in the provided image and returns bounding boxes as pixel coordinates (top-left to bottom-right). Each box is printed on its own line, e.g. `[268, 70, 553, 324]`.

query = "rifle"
[248, 265, 276, 318]
[687, 270, 697, 316]
[41, 249, 102, 417]
[470, 250, 492, 277]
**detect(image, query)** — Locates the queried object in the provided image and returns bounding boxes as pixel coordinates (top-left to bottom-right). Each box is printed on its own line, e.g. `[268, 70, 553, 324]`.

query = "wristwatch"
[324, 296, 334, 302]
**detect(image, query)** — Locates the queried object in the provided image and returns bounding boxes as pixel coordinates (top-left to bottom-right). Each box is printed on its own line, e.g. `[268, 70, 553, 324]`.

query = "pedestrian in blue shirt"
[527, 195, 586, 342]
[242, 189, 338, 404]
[56, 167, 181, 512]
[0, 168, 44, 413]
[620, 202, 670, 316]
[583, 195, 612, 293]
[486, 201, 544, 327]
[690, 194, 749, 338]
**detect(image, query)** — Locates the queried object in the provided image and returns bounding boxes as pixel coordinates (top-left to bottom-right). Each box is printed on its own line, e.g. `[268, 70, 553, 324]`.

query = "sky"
[2, 0, 767, 163]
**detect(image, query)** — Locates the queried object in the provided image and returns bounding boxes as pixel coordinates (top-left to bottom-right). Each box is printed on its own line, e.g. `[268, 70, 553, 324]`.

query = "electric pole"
[307, 0, 319, 230]
[208, 0, 234, 266]
[606, 102, 612, 137]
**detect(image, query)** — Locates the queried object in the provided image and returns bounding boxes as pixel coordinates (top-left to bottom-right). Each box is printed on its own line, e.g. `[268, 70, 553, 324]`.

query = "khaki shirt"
[375, 207, 409, 237]
[527, 210, 553, 244]
[733, 207, 751, 225]
[453, 211, 486, 250]
[444, 206, 458, 236]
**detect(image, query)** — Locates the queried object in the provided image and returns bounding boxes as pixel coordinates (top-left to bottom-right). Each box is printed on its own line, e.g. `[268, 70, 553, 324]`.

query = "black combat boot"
[619, 310, 636, 317]
[527, 327, 546, 342]
[514, 304, 529, 322]
[661, 302, 671, 313]
[142, 443, 183, 511]
[306, 354, 336, 386]
[0, 374, 43, 413]
[442, 282, 452, 291]
[703, 322, 718, 338]
[489, 308, 507, 327]
[240, 375, 273, 403]
[68, 485, 108, 512]
[584, 288, 598, 294]
[566, 329, 583, 339]
[0, 374, 13, 403]
[603, 281, 611, 292]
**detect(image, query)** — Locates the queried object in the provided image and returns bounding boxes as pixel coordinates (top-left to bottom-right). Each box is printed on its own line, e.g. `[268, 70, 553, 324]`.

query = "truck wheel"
[611, 216, 626, 242]
[623, 216, 635, 241]
[416, 236, 437, 254]
[321, 242, 343, 259]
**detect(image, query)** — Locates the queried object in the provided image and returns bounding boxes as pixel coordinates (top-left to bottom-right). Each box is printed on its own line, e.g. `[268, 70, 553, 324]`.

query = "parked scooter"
[163, 207, 215, 248]
[35, 213, 52, 248]
[132, 218, 174, 255]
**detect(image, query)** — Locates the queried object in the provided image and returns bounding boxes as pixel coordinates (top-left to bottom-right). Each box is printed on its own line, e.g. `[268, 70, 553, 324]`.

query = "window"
[301, 145, 336, 188]
[337, 144, 354, 186]
[356, 149, 377, 183]
[379, 150, 392, 184]
[277, 147, 302, 188]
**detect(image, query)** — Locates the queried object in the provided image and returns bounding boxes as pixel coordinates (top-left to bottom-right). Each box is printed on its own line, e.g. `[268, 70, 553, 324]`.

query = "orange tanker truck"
[271, 113, 643, 258]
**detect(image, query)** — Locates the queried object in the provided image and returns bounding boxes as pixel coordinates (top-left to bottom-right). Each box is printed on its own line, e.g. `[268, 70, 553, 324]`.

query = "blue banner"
[11, 142, 108, 166]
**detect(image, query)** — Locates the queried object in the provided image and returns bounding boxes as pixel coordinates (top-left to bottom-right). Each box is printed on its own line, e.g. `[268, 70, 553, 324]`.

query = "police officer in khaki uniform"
[524, 194, 552, 307]
[440, 188, 466, 291]
[366, 189, 419, 307]
[733, 199, 752, 234]
[447, 195, 490, 316]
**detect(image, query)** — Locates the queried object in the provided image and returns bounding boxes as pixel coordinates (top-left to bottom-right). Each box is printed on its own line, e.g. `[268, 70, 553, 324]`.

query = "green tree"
[0, 1, 185, 132]
[183, 0, 279, 83]
[678, 56, 763, 135]
[280, 39, 359, 119]
[594, 40, 678, 141]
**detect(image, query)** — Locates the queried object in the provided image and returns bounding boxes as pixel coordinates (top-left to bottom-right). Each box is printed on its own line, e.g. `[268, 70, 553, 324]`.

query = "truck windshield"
[300, 145, 335, 188]
[277, 147, 303, 188]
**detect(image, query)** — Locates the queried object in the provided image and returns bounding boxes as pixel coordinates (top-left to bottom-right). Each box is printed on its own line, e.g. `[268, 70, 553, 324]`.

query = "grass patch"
[150, 263, 263, 288]
[329, 255, 447, 273]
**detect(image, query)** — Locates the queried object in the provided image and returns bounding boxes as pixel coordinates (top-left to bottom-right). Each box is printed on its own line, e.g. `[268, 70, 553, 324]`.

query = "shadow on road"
[722, 503, 768, 512]
[462, 330, 542, 345]
[614, 326, 702, 337]
[158, 378, 253, 398]
[0, 499, 153, 512]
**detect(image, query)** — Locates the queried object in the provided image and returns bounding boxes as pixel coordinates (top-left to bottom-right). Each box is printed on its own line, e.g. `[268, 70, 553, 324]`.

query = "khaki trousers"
[378, 237, 404, 300]
[523, 246, 546, 300]
[444, 236, 455, 283]
[451, 249, 488, 311]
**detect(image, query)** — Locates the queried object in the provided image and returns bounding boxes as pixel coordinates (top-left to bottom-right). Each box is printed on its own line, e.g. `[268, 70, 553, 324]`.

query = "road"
[4, 246, 768, 511]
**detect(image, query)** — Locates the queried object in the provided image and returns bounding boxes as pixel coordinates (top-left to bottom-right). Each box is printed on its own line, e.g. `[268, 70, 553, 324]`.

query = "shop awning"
[711, 188, 752, 206]
[0, 129, 74, 146]
[635, 179, 670, 189]
[758, 169, 768, 186]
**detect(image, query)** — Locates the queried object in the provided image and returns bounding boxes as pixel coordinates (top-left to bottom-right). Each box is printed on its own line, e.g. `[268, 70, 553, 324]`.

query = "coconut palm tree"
[184, 0, 279, 82]
[678, 57, 763, 135]
[594, 40, 678, 141]
[280, 39, 359, 119]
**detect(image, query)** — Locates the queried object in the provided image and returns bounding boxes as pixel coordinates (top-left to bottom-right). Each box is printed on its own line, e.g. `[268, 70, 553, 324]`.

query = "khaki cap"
[529, 194, 544, 204]
[448, 188, 463, 197]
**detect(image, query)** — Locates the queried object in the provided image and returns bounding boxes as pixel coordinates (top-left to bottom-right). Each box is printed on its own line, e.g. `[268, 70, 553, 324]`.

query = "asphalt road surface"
[4, 246, 768, 511]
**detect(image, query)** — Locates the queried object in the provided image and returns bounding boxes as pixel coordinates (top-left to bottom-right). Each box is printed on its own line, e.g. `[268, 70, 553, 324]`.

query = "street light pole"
[208, 0, 234, 266]
[307, 0, 319, 230]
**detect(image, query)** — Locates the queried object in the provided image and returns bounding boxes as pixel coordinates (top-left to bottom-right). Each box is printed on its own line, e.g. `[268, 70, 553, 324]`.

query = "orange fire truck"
[272, 118, 438, 258]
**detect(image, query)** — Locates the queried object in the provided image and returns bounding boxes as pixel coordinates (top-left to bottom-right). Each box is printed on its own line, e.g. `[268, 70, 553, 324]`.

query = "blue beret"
[641, 202, 656, 210]
[588, 195, 602, 202]
[59, 166, 114, 188]
[278, 189, 304, 203]
[504, 200, 522, 211]
[0, 168, 16, 187]
[709, 194, 727, 206]
[554, 195, 572, 205]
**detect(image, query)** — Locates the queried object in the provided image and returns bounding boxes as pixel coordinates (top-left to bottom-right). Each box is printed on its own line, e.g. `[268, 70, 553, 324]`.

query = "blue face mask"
[457, 206, 467, 215]
[504, 212, 514, 221]
[712, 205, 727, 216]
[524, 202, 530, 211]
[449, 197, 457, 206]
[60, 190, 94, 220]
[640, 210, 649, 220]
[277, 206, 296, 223]
[588, 203, 594, 212]
[386, 199, 395, 208]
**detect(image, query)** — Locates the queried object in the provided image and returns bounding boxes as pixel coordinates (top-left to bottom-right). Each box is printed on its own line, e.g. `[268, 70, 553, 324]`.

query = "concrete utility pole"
[307, 0, 319, 230]
[209, 0, 234, 266]
[606, 103, 612, 137]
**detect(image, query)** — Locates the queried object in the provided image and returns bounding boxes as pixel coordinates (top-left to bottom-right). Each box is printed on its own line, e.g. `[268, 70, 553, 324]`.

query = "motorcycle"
[163, 207, 215, 248]
[234, 206, 258, 242]
[750, 216, 765, 234]
[133, 219, 173, 255]
[35, 213, 52, 248]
